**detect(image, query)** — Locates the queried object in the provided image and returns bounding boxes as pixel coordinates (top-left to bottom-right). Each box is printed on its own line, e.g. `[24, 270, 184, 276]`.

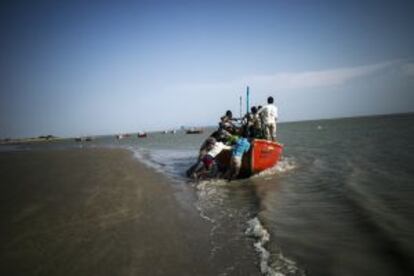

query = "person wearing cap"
[258, 96, 278, 141]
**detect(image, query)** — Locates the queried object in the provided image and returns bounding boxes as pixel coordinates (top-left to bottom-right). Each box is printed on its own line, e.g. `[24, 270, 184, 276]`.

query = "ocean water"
[8, 113, 414, 276]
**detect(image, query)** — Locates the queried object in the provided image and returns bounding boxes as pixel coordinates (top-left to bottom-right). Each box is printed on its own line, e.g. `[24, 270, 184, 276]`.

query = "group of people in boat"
[187, 96, 278, 181]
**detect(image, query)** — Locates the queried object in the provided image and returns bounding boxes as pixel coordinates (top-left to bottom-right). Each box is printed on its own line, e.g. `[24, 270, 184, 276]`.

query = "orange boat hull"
[216, 139, 283, 177]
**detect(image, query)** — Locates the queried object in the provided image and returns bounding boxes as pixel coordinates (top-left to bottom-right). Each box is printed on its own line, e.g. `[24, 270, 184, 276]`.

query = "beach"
[0, 148, 259, 276]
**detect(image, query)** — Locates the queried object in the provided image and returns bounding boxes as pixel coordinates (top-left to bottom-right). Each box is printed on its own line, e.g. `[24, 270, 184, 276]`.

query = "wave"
[246, 217, 303, 276]
[127, 145, 304, 275]
[127, 145, 196, 180]
[252, 157, 297, 179]
[245, 217, 276, 275]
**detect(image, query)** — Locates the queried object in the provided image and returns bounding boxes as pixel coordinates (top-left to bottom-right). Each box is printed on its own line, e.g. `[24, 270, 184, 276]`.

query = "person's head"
[207, 137, 216, 145]
[225, 110, 232, 118]
[251, 106, 257, 114]
[267, 96, 274, 104]
[258, 105, 262, 110]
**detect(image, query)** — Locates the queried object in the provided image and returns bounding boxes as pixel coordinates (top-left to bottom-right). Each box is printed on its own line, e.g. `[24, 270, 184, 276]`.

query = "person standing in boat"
[258, 96, 278, 141]
[249, 106, 262, 138]
[219, 110, 237, 131]
[226, 134, 251, 181]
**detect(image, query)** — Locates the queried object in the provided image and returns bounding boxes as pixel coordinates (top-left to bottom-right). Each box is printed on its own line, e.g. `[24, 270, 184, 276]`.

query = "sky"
[0, 0, 413, 138]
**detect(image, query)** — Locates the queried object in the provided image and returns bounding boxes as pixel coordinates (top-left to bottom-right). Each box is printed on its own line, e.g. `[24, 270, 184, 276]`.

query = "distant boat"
[85, 137, 94, 142]
[137, 132, 147, 138]
[186, 128, 203, 134]
[116, 134, 131, 140]
[162, 129, 177, 134]
[75, 137, 83, 142]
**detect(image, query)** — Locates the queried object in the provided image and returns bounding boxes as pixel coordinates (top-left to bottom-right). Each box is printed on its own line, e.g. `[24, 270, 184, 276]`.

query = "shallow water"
[4, 113, 414, 276]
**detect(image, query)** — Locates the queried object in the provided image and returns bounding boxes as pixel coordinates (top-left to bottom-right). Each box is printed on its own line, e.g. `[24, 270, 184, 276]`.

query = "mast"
[239, 96, 242, 118]
[246, 86, 250, 114]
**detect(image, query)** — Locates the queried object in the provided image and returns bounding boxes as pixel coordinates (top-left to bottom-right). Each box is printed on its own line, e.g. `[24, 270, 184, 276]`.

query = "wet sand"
[0, 148, 259, 276]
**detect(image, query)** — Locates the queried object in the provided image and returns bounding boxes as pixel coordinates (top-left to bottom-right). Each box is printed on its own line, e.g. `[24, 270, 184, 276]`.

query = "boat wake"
[246, 217, 304, 276]
[126, 145, 303, 275]
[252, 157, 297, 179]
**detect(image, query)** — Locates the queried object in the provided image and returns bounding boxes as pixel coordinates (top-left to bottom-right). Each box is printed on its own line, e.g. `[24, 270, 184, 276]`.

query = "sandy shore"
[0, 148, 257, 276]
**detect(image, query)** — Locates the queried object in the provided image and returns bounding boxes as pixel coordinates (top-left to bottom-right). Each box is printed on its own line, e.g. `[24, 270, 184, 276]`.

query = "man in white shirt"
[258, 96, 278, 141]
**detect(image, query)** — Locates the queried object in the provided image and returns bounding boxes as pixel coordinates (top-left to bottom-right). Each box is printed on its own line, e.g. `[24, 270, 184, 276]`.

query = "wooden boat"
[116, 134, 131, 140]
[186, 128, 203, 134]
[215, 139, 283, 177]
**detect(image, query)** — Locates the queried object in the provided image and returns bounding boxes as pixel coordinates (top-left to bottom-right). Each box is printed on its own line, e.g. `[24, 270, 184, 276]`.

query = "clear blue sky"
[1, 0, 413, 138]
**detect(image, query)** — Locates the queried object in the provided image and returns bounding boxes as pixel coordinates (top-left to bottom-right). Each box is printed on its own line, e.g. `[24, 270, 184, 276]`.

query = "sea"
[3, 113, 414, 276]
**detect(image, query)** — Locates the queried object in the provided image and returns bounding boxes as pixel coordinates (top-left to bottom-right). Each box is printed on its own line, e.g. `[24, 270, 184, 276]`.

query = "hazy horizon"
[1, 0, 413, 138]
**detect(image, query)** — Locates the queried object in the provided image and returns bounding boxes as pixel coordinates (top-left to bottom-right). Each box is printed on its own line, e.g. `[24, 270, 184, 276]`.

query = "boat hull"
[186, 130, 203, 134]
[216, 139, 283, 177]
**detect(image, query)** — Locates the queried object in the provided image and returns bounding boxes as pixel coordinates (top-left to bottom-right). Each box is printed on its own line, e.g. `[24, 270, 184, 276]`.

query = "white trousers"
[264, 121, 277, 141]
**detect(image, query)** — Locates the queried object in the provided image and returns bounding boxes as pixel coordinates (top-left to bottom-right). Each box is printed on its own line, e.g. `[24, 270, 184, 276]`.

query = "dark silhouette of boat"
[186, 128, 203, 134]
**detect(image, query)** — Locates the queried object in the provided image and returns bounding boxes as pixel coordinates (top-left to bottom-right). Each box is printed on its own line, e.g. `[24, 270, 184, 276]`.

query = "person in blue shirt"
[227, 134, 251, 181]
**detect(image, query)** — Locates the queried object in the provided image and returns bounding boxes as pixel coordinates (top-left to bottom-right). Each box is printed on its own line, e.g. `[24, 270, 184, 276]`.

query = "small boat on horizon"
[162, 129, 177, 134]
[186, 128, 203, 134]
[137, 132, 147, 138]
[116, 134, 131, 140]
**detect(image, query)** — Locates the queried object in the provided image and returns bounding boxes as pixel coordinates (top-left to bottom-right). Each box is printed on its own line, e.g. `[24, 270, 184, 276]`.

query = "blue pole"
[246, 86, 250, 114]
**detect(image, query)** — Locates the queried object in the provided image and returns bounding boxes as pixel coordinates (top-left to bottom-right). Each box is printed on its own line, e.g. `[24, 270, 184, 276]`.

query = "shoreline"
[0, 147, 260, 276]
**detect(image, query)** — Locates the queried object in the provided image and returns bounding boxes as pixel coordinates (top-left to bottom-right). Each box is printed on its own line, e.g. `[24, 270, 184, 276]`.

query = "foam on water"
[125, 144, 304, 275]
[127, 145, 196, 180]
[246, 217, 303, 276]
[252, 157, 297, 179]
[245, 217, 278, 276]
